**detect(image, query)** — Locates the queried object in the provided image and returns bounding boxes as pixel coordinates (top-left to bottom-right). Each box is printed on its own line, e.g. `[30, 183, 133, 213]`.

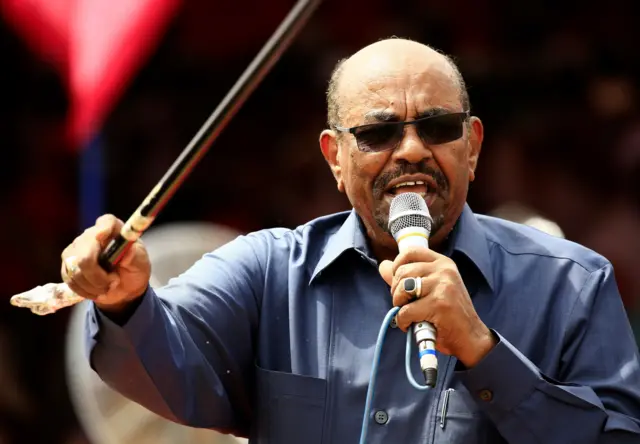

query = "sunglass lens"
[417, 114, 465, 145]
[354, 123, 402, 152]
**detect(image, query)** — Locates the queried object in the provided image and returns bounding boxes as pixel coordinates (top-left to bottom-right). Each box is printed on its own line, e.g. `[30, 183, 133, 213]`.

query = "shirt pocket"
[434, 386, 494, 444]
[254, 364, 327, 444]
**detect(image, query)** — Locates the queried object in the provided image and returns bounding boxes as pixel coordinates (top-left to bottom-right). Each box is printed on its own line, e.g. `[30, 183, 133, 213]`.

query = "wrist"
[458, 327, 497, 368]
[95, 298, 135, 313]
[95, 285, 148, 323]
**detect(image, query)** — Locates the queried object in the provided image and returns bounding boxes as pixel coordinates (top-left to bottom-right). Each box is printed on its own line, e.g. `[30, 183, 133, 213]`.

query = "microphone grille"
[388, 192, 433, 237]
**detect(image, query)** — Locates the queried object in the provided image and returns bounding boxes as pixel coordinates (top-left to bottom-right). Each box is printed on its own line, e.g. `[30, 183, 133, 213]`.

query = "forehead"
[339, 54, 461, 125]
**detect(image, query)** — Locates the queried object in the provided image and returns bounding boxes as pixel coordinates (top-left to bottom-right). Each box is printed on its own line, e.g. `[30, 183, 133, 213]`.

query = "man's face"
[321, 43, 483, 253]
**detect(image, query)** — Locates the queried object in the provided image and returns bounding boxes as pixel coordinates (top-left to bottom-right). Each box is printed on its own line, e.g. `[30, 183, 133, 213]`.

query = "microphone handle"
[395, 227, 438, 388]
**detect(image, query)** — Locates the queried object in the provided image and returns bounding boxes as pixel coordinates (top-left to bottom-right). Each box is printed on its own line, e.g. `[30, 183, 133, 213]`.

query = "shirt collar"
[445, 203, 494, 291]
[309, 204, 494, 291]
[309, 210, 371, 283]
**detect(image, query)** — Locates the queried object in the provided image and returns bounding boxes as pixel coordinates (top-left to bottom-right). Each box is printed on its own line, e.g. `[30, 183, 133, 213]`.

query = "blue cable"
[358, 307, 433, 444]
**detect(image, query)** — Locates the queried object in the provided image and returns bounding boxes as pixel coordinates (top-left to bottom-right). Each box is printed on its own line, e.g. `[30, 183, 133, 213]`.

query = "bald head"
[326, 38, 469, 128]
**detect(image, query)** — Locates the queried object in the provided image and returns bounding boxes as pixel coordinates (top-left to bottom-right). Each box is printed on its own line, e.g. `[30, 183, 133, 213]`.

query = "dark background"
[1, 0, 639, 442]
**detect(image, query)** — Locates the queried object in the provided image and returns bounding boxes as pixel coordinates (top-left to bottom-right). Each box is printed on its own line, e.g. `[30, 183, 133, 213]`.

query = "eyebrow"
[362, 110, 400, 124]
[362, 107, 453, 125]
[415, 107, 451, 120]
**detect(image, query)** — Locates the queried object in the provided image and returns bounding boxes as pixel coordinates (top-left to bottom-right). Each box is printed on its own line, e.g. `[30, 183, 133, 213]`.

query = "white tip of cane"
[11, 284, 53, 305]
[9, 283, 76, 315]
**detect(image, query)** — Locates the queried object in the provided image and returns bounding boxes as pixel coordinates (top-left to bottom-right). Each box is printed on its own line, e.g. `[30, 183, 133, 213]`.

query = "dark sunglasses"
[333, 111, 470, 153]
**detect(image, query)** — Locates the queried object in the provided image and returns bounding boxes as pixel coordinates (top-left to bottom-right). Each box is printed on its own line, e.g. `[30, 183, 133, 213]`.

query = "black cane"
[98, 0, 323, 271]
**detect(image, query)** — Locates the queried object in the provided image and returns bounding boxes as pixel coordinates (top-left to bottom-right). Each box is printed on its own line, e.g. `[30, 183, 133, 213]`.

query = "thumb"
[378, 260, 394, 286]
[94, 215, 123, 244]
[108, 273, 120, 292]
[118, 240, 144, 267]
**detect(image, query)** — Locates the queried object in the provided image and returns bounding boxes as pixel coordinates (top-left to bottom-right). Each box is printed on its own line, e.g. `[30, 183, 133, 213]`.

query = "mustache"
[373, 162, 449, 195]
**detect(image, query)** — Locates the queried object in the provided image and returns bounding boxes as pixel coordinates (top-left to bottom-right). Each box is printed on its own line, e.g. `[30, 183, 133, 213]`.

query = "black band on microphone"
[424, 368, 437, 388]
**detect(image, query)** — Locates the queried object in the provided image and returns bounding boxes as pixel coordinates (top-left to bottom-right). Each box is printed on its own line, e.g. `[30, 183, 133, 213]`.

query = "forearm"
[456, 332, 640, 444]
[85, 287, 247, 433]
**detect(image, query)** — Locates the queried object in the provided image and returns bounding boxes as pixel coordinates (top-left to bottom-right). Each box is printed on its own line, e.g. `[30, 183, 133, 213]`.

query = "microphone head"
[388, 192, 433, 238]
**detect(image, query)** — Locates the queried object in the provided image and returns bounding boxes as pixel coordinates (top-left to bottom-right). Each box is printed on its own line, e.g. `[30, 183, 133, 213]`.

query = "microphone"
[388, 192, 438, 387]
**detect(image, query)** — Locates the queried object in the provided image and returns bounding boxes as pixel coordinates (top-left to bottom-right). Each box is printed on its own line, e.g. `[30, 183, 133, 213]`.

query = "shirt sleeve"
[84, 233, 267, 437]
[456, 263, 640, 444]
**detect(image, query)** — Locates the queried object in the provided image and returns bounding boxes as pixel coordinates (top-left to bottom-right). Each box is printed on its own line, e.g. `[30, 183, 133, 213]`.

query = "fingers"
[61, 256, 100, 299]
[386, 255, 456, 331]
[379, 260, 394, 286]
[391, 245, 441, 275]
[380, 249, 442, 287]
[117, 240, 143, 267]
[94, 214, 124, 245]
[395, 297, 435, 331]
[392, 263, 465, 331]
[60, 214, 124, 299]
[392, 276, 437, 309]
[74, 215, 123, 252]
[390, 261, 438, 297]
[62, 258, 117, 299]
[79, 243, 119, 292]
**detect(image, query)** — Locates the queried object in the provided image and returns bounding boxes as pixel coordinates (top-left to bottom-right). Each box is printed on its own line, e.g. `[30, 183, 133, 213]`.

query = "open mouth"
[384, 178, 438, 206]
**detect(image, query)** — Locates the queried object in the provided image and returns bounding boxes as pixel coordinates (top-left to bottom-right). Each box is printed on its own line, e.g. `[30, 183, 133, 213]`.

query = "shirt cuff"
[89, 286, 159, 349]
[455, 330, 542, 423]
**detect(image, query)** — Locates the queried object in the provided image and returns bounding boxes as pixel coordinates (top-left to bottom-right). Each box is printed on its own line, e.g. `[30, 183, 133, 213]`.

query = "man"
[63, 38, 640, 443]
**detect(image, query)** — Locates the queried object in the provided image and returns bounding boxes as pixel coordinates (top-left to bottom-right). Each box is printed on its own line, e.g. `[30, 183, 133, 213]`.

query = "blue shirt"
[85, 204, 640, 444]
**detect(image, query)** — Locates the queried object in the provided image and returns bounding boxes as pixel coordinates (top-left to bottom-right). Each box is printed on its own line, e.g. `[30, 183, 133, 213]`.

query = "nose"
[391, 125, 433, 164]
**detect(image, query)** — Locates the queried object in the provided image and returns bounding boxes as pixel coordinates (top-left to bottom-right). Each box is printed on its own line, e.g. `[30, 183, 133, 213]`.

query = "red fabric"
[1, 0, 181, 147]
[0, 0, 71, 72]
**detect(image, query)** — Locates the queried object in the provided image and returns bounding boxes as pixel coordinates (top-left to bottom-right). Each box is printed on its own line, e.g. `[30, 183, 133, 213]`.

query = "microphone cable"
[358, 306, 433, 444]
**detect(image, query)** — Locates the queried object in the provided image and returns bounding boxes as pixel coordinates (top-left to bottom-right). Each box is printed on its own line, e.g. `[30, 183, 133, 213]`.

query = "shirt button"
[478, 389, 493, 402]
[390, 316, 398, 328]
[374, 410, 388, 424]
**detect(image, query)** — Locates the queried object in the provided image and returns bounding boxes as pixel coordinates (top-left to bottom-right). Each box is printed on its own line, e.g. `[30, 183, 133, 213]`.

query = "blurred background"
[1, 0, 639, 442]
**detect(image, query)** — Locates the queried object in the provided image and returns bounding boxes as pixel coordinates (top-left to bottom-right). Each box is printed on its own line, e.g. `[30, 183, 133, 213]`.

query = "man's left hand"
[379, 246, 496, 368]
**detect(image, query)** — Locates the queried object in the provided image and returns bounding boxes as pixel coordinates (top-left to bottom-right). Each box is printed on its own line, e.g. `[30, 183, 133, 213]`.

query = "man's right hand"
[61, 214, 151, 313]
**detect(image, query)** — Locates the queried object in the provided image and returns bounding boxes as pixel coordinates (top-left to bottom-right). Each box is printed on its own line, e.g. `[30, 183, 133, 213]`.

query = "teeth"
[393, 180, 426, 189]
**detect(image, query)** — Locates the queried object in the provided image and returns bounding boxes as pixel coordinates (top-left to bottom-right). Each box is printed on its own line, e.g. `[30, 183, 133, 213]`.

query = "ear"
[467, 116, 484, 182]
[319, 129, 345, 192]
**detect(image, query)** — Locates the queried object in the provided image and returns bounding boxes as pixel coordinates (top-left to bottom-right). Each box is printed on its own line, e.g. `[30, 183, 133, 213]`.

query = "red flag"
[0, 0, 71, 74]
[1, 0, 180, 147]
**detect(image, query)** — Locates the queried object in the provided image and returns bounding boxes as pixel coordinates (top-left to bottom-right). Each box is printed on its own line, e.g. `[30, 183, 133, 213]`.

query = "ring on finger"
[64, 256, 80, 279]
[403, 277, 422, 300]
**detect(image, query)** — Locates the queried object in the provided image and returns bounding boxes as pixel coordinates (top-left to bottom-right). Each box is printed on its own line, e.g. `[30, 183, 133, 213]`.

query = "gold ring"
[64, 256, 79, 279]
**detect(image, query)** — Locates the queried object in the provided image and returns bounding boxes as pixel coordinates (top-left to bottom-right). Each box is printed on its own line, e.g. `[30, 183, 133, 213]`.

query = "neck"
[371, 242, 398, 263]
[356, 209, 459, 262]
[368, 229, 450, 263]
